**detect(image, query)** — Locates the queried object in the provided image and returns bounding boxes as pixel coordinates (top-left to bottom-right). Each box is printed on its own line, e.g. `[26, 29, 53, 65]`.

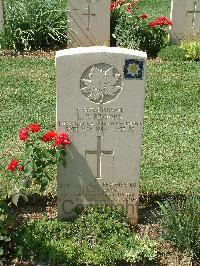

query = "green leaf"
[21, 193, 28, 202]
[43, 151, 52, 160]
[25, 146, 34, 157]
[22, 178, 32, 188]
[53, 150, 60, 162]
[40, 177, 49, 192]
[60, 149, 66, 157]
[32, 163, 37, 172]
[24, 163, 33, 176]
[11, 193, 20, 206]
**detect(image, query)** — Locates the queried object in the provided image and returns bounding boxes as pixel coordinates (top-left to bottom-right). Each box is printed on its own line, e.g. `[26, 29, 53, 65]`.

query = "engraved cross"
[82, 4, 96, 30]
[186, 1, 200, 28]
[85, 135, 114, 179]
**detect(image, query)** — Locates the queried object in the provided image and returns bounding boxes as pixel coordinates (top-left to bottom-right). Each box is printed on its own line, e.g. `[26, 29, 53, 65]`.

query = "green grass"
[141, 61, 200, 194]
[135, 0, 171, 18]
[0, 57, 200, 197]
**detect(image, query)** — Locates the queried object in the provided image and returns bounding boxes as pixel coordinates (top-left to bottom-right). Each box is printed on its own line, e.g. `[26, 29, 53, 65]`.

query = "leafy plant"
[0, 200, 12, 256]
[181, 41, 200, 61]
[158, 44, 185, 61]
[159, 196, 200, 261]
[7, 123, 71, 205]
[111, 0, 172, 57]
[2, 0, 68, 51]
[16, 207, 157, 265]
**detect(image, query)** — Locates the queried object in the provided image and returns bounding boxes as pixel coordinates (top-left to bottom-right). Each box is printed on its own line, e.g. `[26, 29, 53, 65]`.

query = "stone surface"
[56, 46, 147, 223]
[170, 0, 200, 43]
[0, 0, 4, 31]
[68, 0, 110, 47]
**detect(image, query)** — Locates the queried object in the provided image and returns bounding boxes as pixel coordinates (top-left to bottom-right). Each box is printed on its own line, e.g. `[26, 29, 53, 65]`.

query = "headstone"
[170, 0, 200, 43]
[56, 47, 147, 223]
[68, 0, 110, 47]
[0, 0, 4, 31]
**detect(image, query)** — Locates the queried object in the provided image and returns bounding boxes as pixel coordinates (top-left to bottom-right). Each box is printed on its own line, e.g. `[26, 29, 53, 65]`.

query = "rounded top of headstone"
[56, 47, 147, 59]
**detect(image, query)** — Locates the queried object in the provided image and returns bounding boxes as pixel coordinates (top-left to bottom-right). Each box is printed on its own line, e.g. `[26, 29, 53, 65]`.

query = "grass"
[141, 60, 200, 195]
[0, 57, 199, 197]
[136, 0, 171, 18]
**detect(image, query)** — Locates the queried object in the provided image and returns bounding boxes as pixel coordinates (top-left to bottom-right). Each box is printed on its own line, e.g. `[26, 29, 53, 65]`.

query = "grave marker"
[68, 0, 110, 47]
[170, 0, 200, 43]
[56, 47, 147, 223]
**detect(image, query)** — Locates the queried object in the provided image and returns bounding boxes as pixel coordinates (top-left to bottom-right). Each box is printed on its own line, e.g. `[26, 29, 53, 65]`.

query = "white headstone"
[68, 0, 110, 47]
[56, 47, 147, 223]
[170, 0, 200, 43]
[0, 0, 4, 31]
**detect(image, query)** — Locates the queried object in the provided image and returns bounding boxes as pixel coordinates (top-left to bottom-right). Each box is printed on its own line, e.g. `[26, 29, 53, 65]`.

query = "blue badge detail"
[124, 59, 144, 80]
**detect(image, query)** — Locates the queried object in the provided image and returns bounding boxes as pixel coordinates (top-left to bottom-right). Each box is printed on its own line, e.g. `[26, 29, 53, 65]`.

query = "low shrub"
[159, 196, 200, 261]
[2, 0, 68, 51]
[16, 207, 157, 265]
[181, 41, 200, 61]
[0, 200, 12, 256]
[158, 45, 185, 61]
[110, 0, 172, 57]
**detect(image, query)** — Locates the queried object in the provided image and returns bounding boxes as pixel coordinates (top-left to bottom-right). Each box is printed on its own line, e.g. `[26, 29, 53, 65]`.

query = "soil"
[0, 49, 56, 59]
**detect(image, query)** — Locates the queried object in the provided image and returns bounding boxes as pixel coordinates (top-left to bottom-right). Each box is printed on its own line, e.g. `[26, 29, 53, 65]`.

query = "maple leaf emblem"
[81, 66, 122, 104]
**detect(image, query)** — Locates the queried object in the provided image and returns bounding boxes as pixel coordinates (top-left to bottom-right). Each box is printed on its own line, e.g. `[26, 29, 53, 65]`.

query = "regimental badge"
[124, 59, 144, 80]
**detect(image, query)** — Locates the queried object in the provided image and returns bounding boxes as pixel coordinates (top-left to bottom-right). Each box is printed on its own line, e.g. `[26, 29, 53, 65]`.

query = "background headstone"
[56, 47, 147, 223]
[68, 0, 110, 47]
[170, 0, 200, 43]
[0, 0, 4, 31]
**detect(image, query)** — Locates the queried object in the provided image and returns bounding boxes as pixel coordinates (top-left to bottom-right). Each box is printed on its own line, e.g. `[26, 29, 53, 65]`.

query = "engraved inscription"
[58, 106, 143, 133]
[85, 136, 114, 179]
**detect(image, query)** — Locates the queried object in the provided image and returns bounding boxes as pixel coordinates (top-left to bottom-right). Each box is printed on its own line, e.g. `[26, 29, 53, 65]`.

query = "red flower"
[7, 159, 19, 172]
[27, 123, 41, 133]
[19, 128, 29, 141]
[149, 21, 156, 28]
[109, 3, 117, 11]
[54, 132, 71, 147]
[109, 0, 125, 11]
[149, 16, 172, 28]
[42, 131, 57, 142]
[18, 165, 24, 171]
[140, 13, 148, 19]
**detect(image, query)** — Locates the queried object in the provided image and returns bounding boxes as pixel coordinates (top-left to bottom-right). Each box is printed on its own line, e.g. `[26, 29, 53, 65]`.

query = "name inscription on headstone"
[56, 47, 147, 223]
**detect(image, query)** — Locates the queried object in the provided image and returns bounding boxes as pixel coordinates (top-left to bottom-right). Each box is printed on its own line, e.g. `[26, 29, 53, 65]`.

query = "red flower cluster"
[109, 0, 125, 11]
[7, 159, 19, 172]
[27, 123, 41, 133]
[149, 16, 172, 28]
[42, 131, 57, 142]
[54, 132, 71, 147]
[41, 131, 71, 148]
[140, 13, 148, 19]
[19, 123, 41, 141]
[8, 124, 71, 175]
[19, 128, 29, 141]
